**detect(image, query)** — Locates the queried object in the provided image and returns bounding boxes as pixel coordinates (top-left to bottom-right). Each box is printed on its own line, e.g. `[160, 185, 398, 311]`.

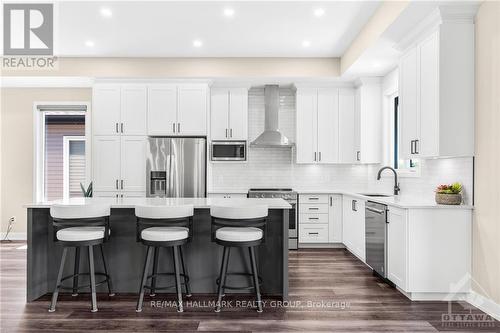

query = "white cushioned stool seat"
[56, 226, 106, 242]
[141, 227, 189, 242]
[215, 227, 263, 242]
[210, 205, 268, 220]
[51, 204, 110, 220]
[135, 204, 194, 219]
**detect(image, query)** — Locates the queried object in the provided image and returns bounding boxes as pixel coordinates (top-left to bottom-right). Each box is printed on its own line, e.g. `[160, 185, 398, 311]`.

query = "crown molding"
[1, 76, 94, 88]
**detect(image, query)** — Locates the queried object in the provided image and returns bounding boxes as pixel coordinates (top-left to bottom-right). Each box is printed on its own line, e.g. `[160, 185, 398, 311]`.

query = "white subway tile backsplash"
[210, 87, 474, 204]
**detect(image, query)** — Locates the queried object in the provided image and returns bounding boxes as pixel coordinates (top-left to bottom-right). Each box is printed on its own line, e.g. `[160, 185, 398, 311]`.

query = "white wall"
[209, 86, 473, 204]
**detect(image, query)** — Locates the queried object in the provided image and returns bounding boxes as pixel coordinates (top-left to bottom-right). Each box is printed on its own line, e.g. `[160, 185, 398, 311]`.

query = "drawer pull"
[308, 217, 319, 220]
[308, 232, 319, 235]
[308, 197, 319, 200]
[308, 207, 319, 210]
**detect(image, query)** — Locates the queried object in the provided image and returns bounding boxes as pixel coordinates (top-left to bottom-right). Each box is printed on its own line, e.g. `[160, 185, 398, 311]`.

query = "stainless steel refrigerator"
[146, 137, 206, 198]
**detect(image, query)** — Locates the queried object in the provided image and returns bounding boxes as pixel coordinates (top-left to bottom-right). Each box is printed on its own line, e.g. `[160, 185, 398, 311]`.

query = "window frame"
[33, 102, 91, 202]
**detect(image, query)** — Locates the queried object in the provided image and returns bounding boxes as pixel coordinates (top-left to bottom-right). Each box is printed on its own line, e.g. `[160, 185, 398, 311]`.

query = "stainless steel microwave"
[211, 141, 246, 161]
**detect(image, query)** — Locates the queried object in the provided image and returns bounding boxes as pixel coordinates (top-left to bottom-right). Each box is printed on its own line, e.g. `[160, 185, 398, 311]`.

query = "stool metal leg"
[99, 244, 115, 296]
[173, 246, 184, 312]
[136, 246, 152, 312]
[179, 246, 191, 297]
[215, 246, 230, 312]
[150, 247, 159, 296]
[72, 247, 80, 296]
[48, 247, 68, 312]
[249, 247, 263, 313]
[88, 246, 98, 312]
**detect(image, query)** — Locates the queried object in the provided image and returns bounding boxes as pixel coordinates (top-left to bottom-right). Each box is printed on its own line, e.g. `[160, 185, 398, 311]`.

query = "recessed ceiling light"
[223, 8, 235, 17]
[193, 40, 203, 48]
[302, 40, 311, 48]
[100, 7, 113, 18]
[85, 40, 95, 47]
[314, 8, 325, 17]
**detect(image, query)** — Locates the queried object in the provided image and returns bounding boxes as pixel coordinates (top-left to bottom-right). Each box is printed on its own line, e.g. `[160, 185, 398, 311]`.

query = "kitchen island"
[25, 197, 291, 302]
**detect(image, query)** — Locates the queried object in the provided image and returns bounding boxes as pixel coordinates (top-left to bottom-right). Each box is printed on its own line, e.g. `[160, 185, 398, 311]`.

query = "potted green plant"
[435, 182, 462, 205]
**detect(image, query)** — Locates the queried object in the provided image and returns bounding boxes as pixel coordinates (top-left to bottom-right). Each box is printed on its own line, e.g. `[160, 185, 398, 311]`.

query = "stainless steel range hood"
[250, 85, 294, 148]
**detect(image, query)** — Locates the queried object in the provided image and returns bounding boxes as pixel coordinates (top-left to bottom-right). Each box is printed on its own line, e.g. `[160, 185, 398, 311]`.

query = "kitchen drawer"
[300, 203, 328, 214]
[299, 224, 329, 243]
[299, 213, 328, 224]
[299, 194, 329, 204]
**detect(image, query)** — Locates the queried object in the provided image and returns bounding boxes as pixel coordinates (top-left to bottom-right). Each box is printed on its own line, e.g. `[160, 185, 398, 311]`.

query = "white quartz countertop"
[296, 189, 473, 209]
[25, 197, 291, 209]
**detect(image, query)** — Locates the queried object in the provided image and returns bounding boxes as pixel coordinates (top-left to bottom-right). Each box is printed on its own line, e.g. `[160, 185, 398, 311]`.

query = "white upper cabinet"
[352, 79, 382, 164]
[338, 88, 357, 164]
[296, 88, 337, 164]
[228, 89, 248, 140]
[147, 85, 177, 136]
[398, 8, 474, 159]
[93, 85, 121, 136]
[210, 88, 248, 140]
[147, 84, 208, 136]
[296, 88, 318, 163]
[93, 84, 147, 136]
[121, 85, 147, 135]
[210, 88, 230, 140]
[317, 89, 339, 163]
[177, 85, 207, 135]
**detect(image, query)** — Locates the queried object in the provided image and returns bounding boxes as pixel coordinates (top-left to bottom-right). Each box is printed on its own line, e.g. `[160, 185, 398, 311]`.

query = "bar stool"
[135, 204, 194, 313]
[210, 205, 268, 313]
[49, 203, 114, 313]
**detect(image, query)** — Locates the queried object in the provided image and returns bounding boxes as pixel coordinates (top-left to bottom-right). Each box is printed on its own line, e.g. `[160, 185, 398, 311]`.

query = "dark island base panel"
[27, 208, 289, 302]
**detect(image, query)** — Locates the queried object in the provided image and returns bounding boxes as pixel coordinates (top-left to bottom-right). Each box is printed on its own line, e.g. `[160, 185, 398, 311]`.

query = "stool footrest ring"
[144, 272, 190, 292]
[216, 272, 263, 291]
[58, 272, 111, 291]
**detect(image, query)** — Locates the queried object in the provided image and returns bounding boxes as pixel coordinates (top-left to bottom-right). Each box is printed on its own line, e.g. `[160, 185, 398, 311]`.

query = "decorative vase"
[435, 193, 462, 205]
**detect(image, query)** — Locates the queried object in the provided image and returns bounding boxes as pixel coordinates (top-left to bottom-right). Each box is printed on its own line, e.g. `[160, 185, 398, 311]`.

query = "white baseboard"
[467, 290, 500, 321]
[0, 232, 27, 241]
[298, 243, 345, 249]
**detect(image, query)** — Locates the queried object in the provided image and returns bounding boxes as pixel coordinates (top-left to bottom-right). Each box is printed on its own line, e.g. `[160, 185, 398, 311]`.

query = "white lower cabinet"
[342, 195, 366, 262]
[298, 194, 342, 245]
[386, 207, 408, 291]
[386, 207, 472, 300]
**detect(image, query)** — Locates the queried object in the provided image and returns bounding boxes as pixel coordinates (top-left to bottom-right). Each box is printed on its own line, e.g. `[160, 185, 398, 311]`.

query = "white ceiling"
[56, 1, 380, 57]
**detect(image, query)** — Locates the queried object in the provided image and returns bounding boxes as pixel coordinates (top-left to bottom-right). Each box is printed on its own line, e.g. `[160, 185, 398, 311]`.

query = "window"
[63, 137, 86, 199]
[389, 95, 419, 175]
[35, 104, 89, 201]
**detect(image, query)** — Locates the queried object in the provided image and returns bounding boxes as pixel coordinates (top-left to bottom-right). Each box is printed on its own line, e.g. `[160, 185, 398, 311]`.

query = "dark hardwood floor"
[1, 241, 498, 332]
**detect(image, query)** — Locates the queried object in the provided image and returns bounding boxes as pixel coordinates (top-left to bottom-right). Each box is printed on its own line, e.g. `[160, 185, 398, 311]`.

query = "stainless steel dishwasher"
[365, 201, 388, 278]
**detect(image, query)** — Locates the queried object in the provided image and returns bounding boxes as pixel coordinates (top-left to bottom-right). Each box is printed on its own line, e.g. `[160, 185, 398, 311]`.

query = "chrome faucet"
[377, 166, 400, 195]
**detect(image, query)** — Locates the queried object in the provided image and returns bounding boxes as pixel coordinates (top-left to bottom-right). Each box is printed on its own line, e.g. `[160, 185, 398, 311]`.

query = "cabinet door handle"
[225, 128, 228, 138]
[116, 123, 119, 133]
[356, 151, 361, 161]
[410, 140, 415, 154]
[318, 151, 322, 162]
[352, 200, 357, 212]
[177, 123, 180, 133]
[415, 139, 419, 154]
[330, 196, 333, 206]
[116, 194, 118, 198]
[173, 123, 176, 133]
[120, 194, 123, 198]
[314, 152, 317, 161]
[120, 179, 123, 190]
[120, 123, 124, 133]
[115, 179, 119, 190]
[230, 128, 233, 138]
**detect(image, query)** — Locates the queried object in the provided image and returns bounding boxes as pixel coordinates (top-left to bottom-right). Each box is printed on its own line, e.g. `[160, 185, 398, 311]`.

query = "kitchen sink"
[358, 193, 392, 197]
